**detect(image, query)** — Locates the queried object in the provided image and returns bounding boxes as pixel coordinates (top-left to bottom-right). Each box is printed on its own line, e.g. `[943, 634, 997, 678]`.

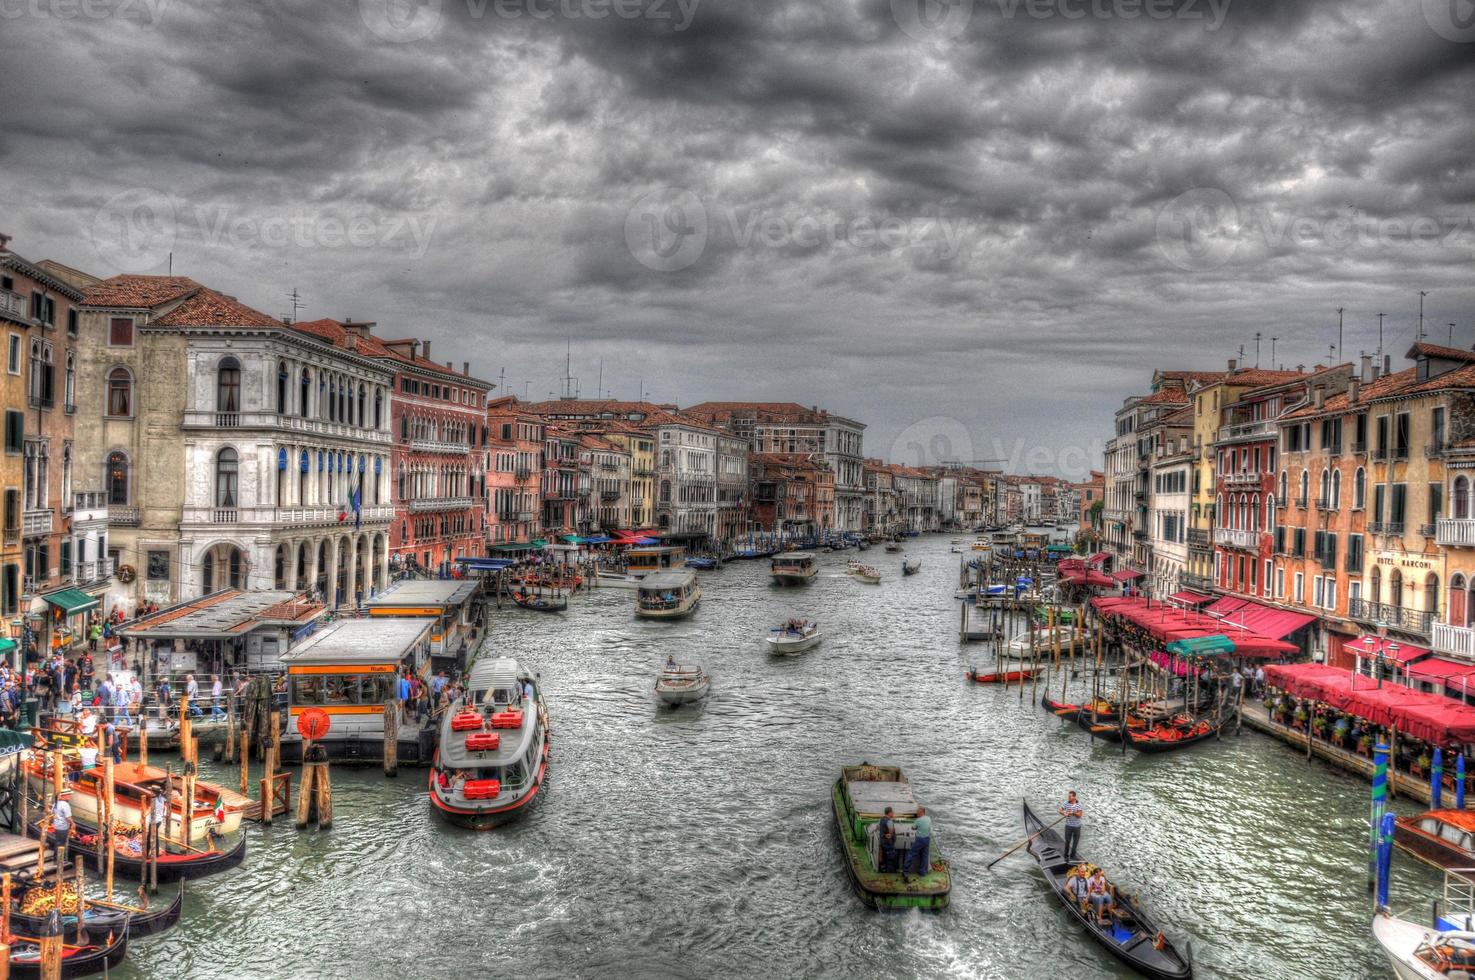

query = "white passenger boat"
[635, 570, 701, 619]
[595, 569, 645, 589]
[1374, 869, 1475, 979]
[766, 619, 822, 656]
[1001, 625, 1094, 660]
[770, 552, 819, 586]
[853, 565, 881, 585]
[654, 660, 710, 705]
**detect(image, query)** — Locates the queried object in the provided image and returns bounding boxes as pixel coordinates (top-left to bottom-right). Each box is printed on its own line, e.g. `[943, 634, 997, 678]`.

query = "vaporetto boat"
[429, 656, 549, 830]
[635, 570, 702, 619]
[770, 551, 819, 586]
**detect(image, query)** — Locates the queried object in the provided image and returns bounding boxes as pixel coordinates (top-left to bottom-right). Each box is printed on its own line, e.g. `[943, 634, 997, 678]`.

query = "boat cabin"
[363, 579, 481, 671]
[279, 617, 434, 763]
[771, 552, 816, 571]
[636, 570, 700, 617]
[626, 546, 687, 573]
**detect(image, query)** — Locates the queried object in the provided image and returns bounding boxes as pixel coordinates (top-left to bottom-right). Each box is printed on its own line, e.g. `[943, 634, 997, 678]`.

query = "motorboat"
[831, 762, 950, 911]
[654, 660, 710, 705]
[901, 558, 921, 576]
[429, 656, 549, 830]
[1000, 624, 1094, 660]
[770, 552, 819, 586]
[853, 565, 881, 585]
[685, 556, 719, 571]
[767, 619, 822, 656]
[1374, 868, 1475, 979]
[595, 569, 646, 589]
[884, 542, 902, 553]
[635, 570, 701, 619]
[1394, 809, 1475, 875]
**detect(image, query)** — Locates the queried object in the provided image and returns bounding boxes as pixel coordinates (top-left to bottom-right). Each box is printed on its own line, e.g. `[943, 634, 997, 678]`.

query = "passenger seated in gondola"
[1087, 868, 1114, 926]
[1067, 863, 1091, 910]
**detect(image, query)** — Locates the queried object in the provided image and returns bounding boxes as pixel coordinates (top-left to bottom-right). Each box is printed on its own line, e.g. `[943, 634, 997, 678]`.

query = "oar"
[987, 815, 1066, 869]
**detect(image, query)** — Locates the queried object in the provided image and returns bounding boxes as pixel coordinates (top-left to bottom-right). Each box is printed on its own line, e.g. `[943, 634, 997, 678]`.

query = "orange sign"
[297, 707, 332, 740]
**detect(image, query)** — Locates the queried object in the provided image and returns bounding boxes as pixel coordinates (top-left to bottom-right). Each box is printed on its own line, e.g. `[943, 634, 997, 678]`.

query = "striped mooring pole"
[1370, 741, 1389, 893]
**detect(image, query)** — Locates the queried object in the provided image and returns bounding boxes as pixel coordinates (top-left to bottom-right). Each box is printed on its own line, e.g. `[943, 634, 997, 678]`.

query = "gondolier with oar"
[1058, 791, 1083, 862]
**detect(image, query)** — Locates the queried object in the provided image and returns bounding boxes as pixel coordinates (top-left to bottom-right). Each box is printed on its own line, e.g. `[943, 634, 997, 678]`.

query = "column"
[325, 536, 340, 607]
[286, 540, 299, 590]
[345, 536, 358, 609]
[379, 533, 390, 592]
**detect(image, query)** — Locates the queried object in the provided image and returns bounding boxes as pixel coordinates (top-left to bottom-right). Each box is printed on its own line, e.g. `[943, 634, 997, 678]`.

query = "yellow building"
[581, 423, 654, 528]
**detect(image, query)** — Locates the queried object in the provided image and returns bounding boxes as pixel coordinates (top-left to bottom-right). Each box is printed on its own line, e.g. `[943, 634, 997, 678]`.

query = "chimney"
[422, 340, 431, 360]
[1361, 354, 1373, 383]
[463, 361, 470, 376]
[0, 232, 11, 253]
[1312, 387, 1324, 409]
[1348, 378, 1360, 405]
[1227, 358, 1238, 372]
[345, 332, 357, 352]
[446, 361, 453, 371]
[1383, 353, 1392, 376]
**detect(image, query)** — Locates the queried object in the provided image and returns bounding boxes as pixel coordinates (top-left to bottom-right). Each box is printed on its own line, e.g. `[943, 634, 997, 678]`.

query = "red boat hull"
[967, 669, 1036, 684]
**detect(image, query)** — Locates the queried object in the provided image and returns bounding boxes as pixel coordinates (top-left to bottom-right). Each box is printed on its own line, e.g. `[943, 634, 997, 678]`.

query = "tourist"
[397, 671, 412, 724]
[1069, 863, 1092, 910]
[156, 677, 172, 719]
[78, 739, 98, 773]
[1058, 791, 1084, 861]
[210, 675, 226, 721]
[96, 674, 114, 719]
[68, 688, 83, 717]
[904, 806, 932, 881]
[878, 806, 897, 873]
[185, 675, 202, 717]
[88, 620, 102, 652]
[1230, 669, 1243, 701]
[50, 787, 73, 863]
[1254, 665, 1266, 698]
[79, 706, 98, 739]
[1087, 867, 1115, 925]
[78, 650, 95, 691]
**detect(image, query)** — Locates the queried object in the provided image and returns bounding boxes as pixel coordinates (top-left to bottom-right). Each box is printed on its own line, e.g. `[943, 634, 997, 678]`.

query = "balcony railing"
[74, 491, 106, 511]
[408, 496, 474, 513]
[1427, 442, 1449, 459]
[1213, 527, 1259, 550]
[1180, 572, 1215, 592]
[1223, 472, 1261, 488]
[1373, 447, 1388, 461]
[1437, 518, 1475, 548]
[600, 490, 620, 501]
[1348, 599, 1434, 638]
[1351, 441, 1367, 455]
[1316, 498, 1335, 512]
[1433, 623, 1475, 659]
[0, 289, 28, 323]
[1294, 496, 1308, 509]
[183, 504, 395, 527]
[410, 438, 470, 455]
[180, 410, 391, 443]
[22, 509, 52, 536]
[28, 392, 53, 410]
[108, 505, 140, 526]
[212, 508, 238, 523]
[1218, 419, 1277, 441]
[1419, 522, 1436, 537]
[3, 527, 19, 547]
[216, 412, 240, 428]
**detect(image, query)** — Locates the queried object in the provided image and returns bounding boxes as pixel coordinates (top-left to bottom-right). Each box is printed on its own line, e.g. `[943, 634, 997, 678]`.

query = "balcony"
[410, 438, 470, 455]
[1437, 518, 1475, 548]
[22, 509, 52, 536]
[1213, 527, 1259, 550]
[1348, 599, 1434, 638]
[1218, 419, 1277, 442]
[409, 496, 474, 513]
[1351, 441, 1367, 455]
[600, 490, 620, 502]
[1434, 624, 1475, 659]
[1394, 446, 1410, 460]
[215, 412, 240, 428]
[1132, 529, 1148, 541]
[1223, 472, 1261, 488]
[1294, 496, 1308, 509]
[0, 289, 28, 323]
[1427, 442, 1449, 459]
[1316, 498, 1335, 513]
[1419, 522, 1436, 537]
[108, 505, 140, 526]
[514, 468, 532, 481]
[27, 392, 53, 410]
[3, 526, 18, 547]
[516, 510, 536, 522]
[212, 508, 238, 523]
[180, 410, 391, 444]
[74, 491, 106, 511]
[1181, 572, 1215, 592]
[1187, 528, 1210, 547]
[183, 503, 395, 527]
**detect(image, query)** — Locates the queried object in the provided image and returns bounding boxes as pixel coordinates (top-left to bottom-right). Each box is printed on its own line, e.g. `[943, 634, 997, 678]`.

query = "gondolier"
[51, 786, 73, 862]
[1058, 791, 1083, 862]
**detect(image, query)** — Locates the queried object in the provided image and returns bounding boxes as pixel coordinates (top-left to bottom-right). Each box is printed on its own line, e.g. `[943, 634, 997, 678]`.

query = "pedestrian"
[50, 786, 73, 864]
[878, 805, 898, 873]
[88, 620, 102, 652]
[1231, 668, 1244, 702]
[1058, 791, 1083, 862]
[904, 805, 933, 882]
[1254, 665, 1266, 698]
[185, 674, 202, 717]
[210, 675, 226, 721]
[397, 671, 411, 724]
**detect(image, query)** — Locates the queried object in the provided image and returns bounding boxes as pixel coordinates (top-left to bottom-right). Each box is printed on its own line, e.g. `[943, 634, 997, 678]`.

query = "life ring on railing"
[116, 564, 137, 584]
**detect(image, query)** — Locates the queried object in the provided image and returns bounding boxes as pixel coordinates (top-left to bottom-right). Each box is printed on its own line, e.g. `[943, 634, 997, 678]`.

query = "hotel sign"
[1371, 550, 1439, 573]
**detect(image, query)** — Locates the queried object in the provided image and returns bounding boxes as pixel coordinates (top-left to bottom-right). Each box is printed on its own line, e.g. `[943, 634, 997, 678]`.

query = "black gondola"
[4, 920, 130, 978]
[1041, 696, 1082, 720]
[510, 591, 567, 613]
[41, 821, 246, 882]
[9, 881, 183, 939]
[1125, 722, 1220, 754]
[1022, 801, 1192, 980]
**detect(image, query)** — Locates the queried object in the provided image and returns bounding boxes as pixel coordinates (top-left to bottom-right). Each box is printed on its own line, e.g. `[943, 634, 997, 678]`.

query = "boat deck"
[847, 779, 920, 820]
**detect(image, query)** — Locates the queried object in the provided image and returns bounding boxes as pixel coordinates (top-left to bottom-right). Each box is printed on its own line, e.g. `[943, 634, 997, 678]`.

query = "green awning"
[1046, 544, 1072, 553]
[43, 588, 98, 616]
[531, 539, 547, 548]
[1166, 634, 1237, 657]
[562, 535, 583, 544]
[490, 543, 532, 552]
[0, 639, 16, 654]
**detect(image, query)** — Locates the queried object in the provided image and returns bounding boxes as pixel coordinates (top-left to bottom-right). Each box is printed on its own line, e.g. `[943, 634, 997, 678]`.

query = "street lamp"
[1363, 621, 1400, 689]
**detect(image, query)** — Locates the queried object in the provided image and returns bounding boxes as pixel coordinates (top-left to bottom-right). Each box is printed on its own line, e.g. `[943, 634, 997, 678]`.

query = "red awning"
[1087, 552, 1111, 566]
[1111, 569, 1144, 582]
[1263, 662, 1475, 745]
[1168, 591, 1212, 606]
[1408, 658, 1475, 682]
[1206, 597, 1316, 639]
[1343, 636, 1433, 664]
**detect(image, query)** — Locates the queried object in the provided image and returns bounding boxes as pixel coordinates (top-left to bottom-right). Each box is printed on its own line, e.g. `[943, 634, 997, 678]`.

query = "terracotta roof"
[1140, 388, 1189, 406]
[684, 401, 830, 425]
[1409, 341, 1475, 364]
[1160, 406, 1195, 426]
[291, 318, 488, 384]
[82, 275, 201, 308]
[151, 288, 281, 328]
[1283, 367, 1418, 419]
[1398, 363, 1475, 397]
[522, 399, 725, 434]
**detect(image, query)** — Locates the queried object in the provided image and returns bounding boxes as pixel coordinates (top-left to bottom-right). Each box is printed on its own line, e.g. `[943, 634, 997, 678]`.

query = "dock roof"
[364, 580, 479, 609]
[281, 617, 434, 664]
[121, 590, 323, 640]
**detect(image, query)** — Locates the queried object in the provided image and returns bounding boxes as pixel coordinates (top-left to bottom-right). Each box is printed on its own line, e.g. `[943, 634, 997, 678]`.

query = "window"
[215, 448, 239, 507]
[1263, 560, 1273, 596]
[1434, 407, 1447, 450]
[1374, 484, 1385, 524]
[1331, 470, 1341, 510]
[106, 451, 129, 505]
[1430, 483, 1444, 524]
[277, 362, 290, 414]
[1275, 567, 1285, 599]
[1294, 572, 1304, 604]
[1395, 413, 1410, 457]
[300, 369, 312, 417]
[108, 317, 133, 346]
[147, 551, 170, 581]
[1354, 467, 1366, 509]
[3, 411, 21, 454]
[106, 367, 133, 417]
[1347, 533, 1363, 571]
[64, 352, 74, 410]
[60, 540, 71, 578]
[1299, 470, 1309, 503]
[3, 490, 17, 535]
[67, 309, 78, 336]
[6, 335, 18, 375]
[217, 357, 241, 412]
[1391, 483, 1407, 525]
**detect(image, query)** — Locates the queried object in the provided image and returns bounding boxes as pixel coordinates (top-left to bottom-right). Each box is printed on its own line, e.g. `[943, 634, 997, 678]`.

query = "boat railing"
[1437, 869, 1475, 927]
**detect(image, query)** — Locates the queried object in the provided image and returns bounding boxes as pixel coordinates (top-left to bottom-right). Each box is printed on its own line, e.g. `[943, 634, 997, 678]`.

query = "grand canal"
[117, 535, 1433, 978]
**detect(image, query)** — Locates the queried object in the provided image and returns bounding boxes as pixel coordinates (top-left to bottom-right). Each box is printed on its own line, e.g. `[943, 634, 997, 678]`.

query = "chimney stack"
[1361, 354, 1373, 383]
[1383, 353, 1392, 376]
[422, 340, 431, 360]
[1312, 387, 1324, 409]
[1348, 378, 1360, 405]
[463, 361, 470, 376]
[1227, 358, 1238, 372]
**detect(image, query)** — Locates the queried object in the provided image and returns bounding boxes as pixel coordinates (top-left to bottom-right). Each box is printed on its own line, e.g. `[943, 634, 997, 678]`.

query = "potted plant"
[1358, 732, 1373, 757]
[1333, 717, 1351, 747]
[1310, 715, 1327, 738]
[1292, 704, 1309, 730]
[1416, 750, 1432, 778]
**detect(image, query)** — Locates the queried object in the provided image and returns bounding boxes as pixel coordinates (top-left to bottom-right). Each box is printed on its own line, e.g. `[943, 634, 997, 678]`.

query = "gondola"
[9, 880, 183, 939]
[1022, 801, 1192, 979]
[4, 920, 130, 978]
[510, 591, 567, 613]
[965, 667, 1035, 684]
[42, 821, 246, 882]
[1125, 719, 1219, 754]
[1041, 696, 1082, 720]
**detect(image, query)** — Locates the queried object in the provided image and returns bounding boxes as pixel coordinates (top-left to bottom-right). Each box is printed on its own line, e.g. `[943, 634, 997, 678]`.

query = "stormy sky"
[2, 0, 1472, 478]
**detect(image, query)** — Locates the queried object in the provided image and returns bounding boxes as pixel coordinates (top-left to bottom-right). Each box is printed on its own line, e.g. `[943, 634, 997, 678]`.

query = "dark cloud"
[1, 0, 1472, 478]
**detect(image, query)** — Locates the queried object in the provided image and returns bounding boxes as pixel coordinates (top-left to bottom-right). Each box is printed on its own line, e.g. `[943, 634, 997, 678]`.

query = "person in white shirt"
[79, 707, 98, 737]
[51, 788, 73, 861]
[210, 675, 225, 721]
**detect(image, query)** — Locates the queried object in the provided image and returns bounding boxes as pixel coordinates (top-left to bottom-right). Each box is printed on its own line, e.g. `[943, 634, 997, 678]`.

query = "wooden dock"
[1240, 701, 1435, 805]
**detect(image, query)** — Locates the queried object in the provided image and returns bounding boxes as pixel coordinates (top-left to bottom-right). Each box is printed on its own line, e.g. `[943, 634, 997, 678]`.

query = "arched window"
[1456, 476, 1471, 520]
[327, 378, 337, 422]
[1251, 493, 1260, 531]
[1299, 469, 1309, 505]
[1266, 495, 1275, 533]
[1453, 574, 1470, 628]
[1425, 573, 1440, 617]
[374, 389, 383, 430]
[1390, 568, 1403, 609]
[357, 384, 366, 427]
[217, 356, 241, 412]
[215, 448, 239, 508]
[1279, 470, 1287, 502]
[277, 362, 290, 414]
[64, 352, 75, 410]
[1319, 468, 1330, 507]
[1370, 566, 1381, 606]
[106, 367, 133, 417]
[659, 480, 671, 504]
[1355, 467, 1367, 509]
[1331, 470, 1341, 510]
[202, 552, 214, 594]
[1215, 494, 1223, 528]
[106, 451, 129, 505]
[300, 369, 312, 418]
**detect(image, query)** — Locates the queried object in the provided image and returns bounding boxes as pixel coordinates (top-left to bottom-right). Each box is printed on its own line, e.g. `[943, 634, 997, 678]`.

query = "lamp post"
[1362, 621, 1400, 689]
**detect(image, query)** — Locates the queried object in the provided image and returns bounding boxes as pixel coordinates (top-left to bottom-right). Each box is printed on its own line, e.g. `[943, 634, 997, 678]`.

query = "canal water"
[117, 535, 1436, 978]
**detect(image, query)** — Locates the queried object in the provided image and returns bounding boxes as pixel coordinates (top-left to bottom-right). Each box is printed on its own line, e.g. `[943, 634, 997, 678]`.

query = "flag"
[352, 473, 363, 528]
[213, 797, 224, 823]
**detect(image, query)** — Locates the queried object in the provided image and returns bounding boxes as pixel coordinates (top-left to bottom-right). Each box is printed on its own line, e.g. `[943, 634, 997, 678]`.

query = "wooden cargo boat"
[1393, 809, 1475, 875]
[429, 657, 549, 830]
[831, 763, 950, 911]
[22, 757, 247, 843]
[1023, 801, 1192, 979]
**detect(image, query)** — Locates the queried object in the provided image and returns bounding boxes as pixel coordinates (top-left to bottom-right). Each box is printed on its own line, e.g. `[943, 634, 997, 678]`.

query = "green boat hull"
[831, 778, 950, 911]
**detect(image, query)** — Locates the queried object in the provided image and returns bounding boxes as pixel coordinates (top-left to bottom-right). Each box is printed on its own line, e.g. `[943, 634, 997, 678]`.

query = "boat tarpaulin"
[582, 535, 614, 544]
[1168, 591, 1213, 606]
[1342, 636, 1433, 664]
[1110, 569, 1144, 582]
[1263, 662, 1475, 745]
[454, 557, 518, 571]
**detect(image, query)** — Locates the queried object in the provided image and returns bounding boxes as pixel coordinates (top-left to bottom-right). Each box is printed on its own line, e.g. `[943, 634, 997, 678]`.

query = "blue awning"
[455, 557, 519, 571]
[635, 537, 660, 545]
[583, 535, 613, 544]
